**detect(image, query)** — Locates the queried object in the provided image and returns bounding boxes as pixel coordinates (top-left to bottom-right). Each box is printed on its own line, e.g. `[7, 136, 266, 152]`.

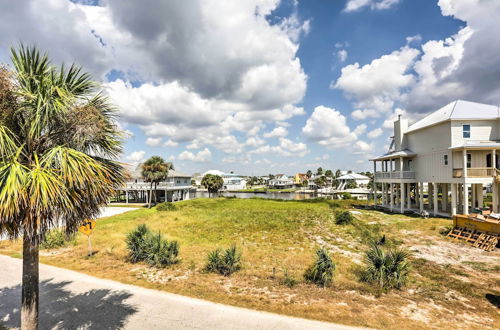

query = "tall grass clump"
[335, 210, 354, 225]
[304, 248, 335, 287]
[126, 224, 179, 267]
[204, 245, 241, 276]
[40, 229, 75, 249]
[360, 244, 411, 290]
[157, 202, 177, 211]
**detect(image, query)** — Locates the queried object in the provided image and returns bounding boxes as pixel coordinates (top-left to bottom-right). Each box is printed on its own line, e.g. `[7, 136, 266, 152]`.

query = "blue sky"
[1, 0, 499, 175]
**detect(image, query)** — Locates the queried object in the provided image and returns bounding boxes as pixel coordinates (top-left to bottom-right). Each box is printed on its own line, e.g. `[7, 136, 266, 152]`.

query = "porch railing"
[374, 171, 416, 179]
[453, 167, 498, 178]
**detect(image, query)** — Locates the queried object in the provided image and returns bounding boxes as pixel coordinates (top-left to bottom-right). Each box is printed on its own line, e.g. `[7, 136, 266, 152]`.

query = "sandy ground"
[0, 255, 363, 330]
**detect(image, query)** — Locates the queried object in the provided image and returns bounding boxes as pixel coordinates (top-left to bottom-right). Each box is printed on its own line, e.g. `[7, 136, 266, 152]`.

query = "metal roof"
[449, 141, 500, 150]
[370, 149, 417, 161]
[407, 100, 500, 132]
[337, 173, 370, 180]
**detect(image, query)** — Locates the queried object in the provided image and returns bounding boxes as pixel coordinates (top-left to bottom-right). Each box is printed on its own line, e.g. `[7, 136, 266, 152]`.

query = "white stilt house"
[371, 100, 500, 217]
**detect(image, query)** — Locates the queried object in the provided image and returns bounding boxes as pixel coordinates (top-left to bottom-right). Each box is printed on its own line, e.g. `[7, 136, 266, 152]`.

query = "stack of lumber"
[447, 226, 499, 251]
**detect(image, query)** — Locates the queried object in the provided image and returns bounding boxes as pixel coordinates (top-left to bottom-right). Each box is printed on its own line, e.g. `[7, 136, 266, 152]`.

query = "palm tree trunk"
[21, 236, 39, 330]
[154, 182, 158, 204]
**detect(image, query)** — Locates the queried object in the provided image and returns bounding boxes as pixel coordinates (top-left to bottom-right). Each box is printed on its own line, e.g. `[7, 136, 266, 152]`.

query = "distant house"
[201, 170, 247, 190]
[117, 165, 192, 203]
[294, 173, 309, 185]
[268, 174, 294, 189]
[337, 173, 370, 190]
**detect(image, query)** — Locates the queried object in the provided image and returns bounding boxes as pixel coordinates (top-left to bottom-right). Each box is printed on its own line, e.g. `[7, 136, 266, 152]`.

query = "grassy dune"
[1, 198, 498, 329]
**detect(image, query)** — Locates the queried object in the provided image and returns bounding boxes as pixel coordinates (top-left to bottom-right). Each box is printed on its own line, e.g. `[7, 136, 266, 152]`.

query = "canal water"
[192, 191, 338, 200]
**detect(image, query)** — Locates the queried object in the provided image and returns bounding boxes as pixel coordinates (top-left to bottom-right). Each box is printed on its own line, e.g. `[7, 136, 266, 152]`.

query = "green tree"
[0, 45, 125, 329]
[141, 156, 173, 208]
[314, 176, 327, 189]
[201, 174, 224, 197]
[316, 167, 323, 176]
[335, 169, 342, 178]
[325, 169, 333, 177]
[306, 169, 313, 178]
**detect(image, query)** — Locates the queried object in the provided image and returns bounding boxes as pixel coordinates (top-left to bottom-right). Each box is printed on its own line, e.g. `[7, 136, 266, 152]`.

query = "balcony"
[374, 171, 416, 180]
[453, 167, 500, 178]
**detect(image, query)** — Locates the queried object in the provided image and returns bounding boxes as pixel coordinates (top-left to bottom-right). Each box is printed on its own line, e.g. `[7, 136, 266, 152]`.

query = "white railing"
[374, 171, 416, 179]
[123, 182, 191, 190]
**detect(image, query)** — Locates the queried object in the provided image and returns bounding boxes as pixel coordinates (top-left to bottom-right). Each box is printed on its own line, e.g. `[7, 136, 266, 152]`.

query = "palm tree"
[201, 174, 224, 197]
[141, 156, 172, 208]
[0, 45, 125, 329]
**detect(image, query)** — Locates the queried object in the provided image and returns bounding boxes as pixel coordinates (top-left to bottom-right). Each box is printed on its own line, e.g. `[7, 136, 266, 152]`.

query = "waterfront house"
[268, 174, 294, 189]
[294, 173, 309, 186]
[371, 100, 500, 217]
[202, 170, 247, 190]
[117, 165, 193, 203]
[337, 173, 370, 190]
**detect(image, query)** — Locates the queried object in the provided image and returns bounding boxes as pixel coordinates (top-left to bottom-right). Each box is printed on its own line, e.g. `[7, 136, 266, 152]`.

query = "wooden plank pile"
[447, 227, 499, 252]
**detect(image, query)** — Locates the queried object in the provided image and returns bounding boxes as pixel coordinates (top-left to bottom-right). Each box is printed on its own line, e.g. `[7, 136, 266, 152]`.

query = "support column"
[493, 182, 498, 213]
[400, 183, 405, 213]
[472, 183, 477, 209]
[125, 189, 129, 204]
[406, 183, 411, 210]
[390, 183, 394, 212]
[477, 184, 483, 208]
[428, 183, 433, 210]
[419, 182, 424, 212]
[382, 183, 386, 206]
[433, 182, 439, 216]
[451, 183, 457, 216]
[463, 183, 469, 215]
[442, 183, 448, 212]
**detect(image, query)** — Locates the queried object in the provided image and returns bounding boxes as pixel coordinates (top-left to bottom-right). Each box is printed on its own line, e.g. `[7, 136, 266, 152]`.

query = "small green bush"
[40, 229, 74, 249]
[342, 192, 352, 200]
[157, 202, 177, 211]
[360, 244, 411, 290]
[204, 245, 241, 276]
[439, 225, 453, 236]
[335, 210, 354, 225]
[280, 269, 297, 288]
[126, 224, 179, 267]
[304, 248, 335, 287]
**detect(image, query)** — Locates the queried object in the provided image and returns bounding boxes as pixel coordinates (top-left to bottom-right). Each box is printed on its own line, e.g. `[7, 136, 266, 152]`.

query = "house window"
[443, 154, 448, 165]
[467, 153, 471, 168]
[463, 124, 471, 138]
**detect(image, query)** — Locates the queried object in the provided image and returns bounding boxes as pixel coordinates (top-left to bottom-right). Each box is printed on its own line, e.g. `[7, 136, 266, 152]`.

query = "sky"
[1, 0, 499, 175]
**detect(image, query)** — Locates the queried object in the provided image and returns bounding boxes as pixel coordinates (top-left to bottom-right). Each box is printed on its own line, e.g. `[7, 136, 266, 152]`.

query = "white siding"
[451, 120, 500, 146]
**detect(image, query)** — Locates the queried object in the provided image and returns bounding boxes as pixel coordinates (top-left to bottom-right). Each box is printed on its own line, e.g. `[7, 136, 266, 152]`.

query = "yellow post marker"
[78, 219, 96, 256]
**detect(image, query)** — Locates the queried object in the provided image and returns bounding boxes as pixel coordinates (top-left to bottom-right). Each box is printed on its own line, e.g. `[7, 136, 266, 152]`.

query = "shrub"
[126, 224, 179, 267]
[157, 202, 177, 211]
[342, 192, 352, 200]
[360, 244, 411, 290]
[335, 210, 354, 225]
[439, 225, 453, 236]
[40, 229, 74, 249]
[280, 269, 297, 288]
[204, 245, 241, 276]
[304, 248, 335, 287]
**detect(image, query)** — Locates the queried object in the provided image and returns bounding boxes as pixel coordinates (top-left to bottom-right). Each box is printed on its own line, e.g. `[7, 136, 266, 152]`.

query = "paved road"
[0, 255, 361, 330]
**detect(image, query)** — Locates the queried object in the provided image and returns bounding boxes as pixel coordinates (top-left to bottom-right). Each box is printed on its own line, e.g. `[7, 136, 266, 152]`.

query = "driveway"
[0, 255, 361, 330]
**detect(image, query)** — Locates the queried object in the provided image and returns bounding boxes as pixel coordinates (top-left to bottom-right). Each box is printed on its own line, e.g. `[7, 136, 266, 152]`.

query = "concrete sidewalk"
[0, 255, 361, 329]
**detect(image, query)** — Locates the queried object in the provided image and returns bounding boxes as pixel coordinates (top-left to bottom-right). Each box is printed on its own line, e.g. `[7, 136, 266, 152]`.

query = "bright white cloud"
[125, 150, 146, 164]
[178, 148, 212, 162]
[367, 128, 383, 138]
[302, 105, 369, 153]
[250, 137, 308, 157]
[145, 137, 162, 147]
[344, 0, 400, 12]
[263, 126, 288, 138]
[163, 140, 179, 147]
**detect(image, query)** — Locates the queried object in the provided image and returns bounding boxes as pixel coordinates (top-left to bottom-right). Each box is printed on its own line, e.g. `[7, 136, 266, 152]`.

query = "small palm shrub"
[126, 224, 179, 267]
[204, 245, 241, 276]
[360, 244, 411, 290]
[335, 210, 354, 225]
[157, 202, 177, 211]
[280, 269, 297, 288]
[304, 248, 335, 287]
[40, 229, 75, 249]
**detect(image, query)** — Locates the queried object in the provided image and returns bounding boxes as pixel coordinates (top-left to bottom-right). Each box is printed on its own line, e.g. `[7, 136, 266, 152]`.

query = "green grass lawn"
[1, 198, 498, 329]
